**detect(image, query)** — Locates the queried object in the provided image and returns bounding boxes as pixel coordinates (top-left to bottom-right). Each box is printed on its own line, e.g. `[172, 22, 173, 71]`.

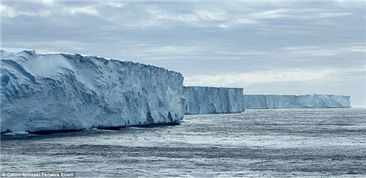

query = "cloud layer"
[1, 0, 365, 107]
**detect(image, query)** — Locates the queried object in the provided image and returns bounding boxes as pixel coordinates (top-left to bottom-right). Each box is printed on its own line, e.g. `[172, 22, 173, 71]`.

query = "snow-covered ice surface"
[244, 94, 351, 109]
[1, 108, 365, 177]
[0, 50, 185, 133]
[184, 86, 244, 114]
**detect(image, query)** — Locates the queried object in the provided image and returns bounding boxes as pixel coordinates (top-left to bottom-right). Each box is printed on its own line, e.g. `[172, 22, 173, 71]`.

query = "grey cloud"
[1, 0, 365, 106]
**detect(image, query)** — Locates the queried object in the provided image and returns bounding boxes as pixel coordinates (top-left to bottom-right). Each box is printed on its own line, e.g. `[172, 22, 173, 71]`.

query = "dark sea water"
[1, 108, 366, 177]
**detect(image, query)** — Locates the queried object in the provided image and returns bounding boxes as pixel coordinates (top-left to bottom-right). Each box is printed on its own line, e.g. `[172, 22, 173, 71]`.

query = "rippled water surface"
[1, 108, 366, 177]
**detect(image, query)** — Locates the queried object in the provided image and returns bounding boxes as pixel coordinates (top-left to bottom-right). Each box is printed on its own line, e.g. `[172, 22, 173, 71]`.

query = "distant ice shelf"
[244, 94, 351, 109]
[0, 50, 185, 134]
[184, 86, 245, 114]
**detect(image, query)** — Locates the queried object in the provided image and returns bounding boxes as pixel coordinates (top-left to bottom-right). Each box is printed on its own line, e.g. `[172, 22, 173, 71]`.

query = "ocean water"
[1, 108, 366, 177]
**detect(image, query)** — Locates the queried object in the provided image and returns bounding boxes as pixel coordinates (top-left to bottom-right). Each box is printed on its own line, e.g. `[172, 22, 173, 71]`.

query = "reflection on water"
[1, 108, 366, 177]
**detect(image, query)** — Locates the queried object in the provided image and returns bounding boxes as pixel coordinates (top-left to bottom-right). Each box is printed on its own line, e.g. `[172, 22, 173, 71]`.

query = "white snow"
[184, 86, 245, 114]
[0, 50, 185, 133]
[244, 94, 351, 109]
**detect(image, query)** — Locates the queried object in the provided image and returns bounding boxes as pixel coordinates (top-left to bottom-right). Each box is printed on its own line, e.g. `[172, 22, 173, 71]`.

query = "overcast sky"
[1, 0, 365, 107]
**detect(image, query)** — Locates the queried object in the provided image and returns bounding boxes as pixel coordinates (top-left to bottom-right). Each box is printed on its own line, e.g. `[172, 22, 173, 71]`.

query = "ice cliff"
[184, 86, 245, 114]
[0, 50, 185, 133]
[244, 94, 351, 109]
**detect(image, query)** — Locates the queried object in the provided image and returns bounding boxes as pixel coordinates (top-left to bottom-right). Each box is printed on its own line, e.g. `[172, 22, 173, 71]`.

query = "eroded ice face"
[184, 86, 245, 114]
[1, 50, 185, 133]
[244, 94, 351, 109]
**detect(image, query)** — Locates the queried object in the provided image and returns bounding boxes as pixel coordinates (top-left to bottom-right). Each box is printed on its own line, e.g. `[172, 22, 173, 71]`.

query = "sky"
[1, 0, 365, 107]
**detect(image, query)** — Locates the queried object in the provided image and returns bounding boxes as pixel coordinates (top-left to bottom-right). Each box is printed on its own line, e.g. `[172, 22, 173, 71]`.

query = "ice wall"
[244, 95, 351, 109]
[184, 86, 245, 114]
[0, 50, 185, 133]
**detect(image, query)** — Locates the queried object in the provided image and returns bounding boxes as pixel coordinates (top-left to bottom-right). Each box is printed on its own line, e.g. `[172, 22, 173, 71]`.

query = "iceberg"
[0, 50, 185, 133]
[244, 94, 351, 109]
[184, 86, 245, 114]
